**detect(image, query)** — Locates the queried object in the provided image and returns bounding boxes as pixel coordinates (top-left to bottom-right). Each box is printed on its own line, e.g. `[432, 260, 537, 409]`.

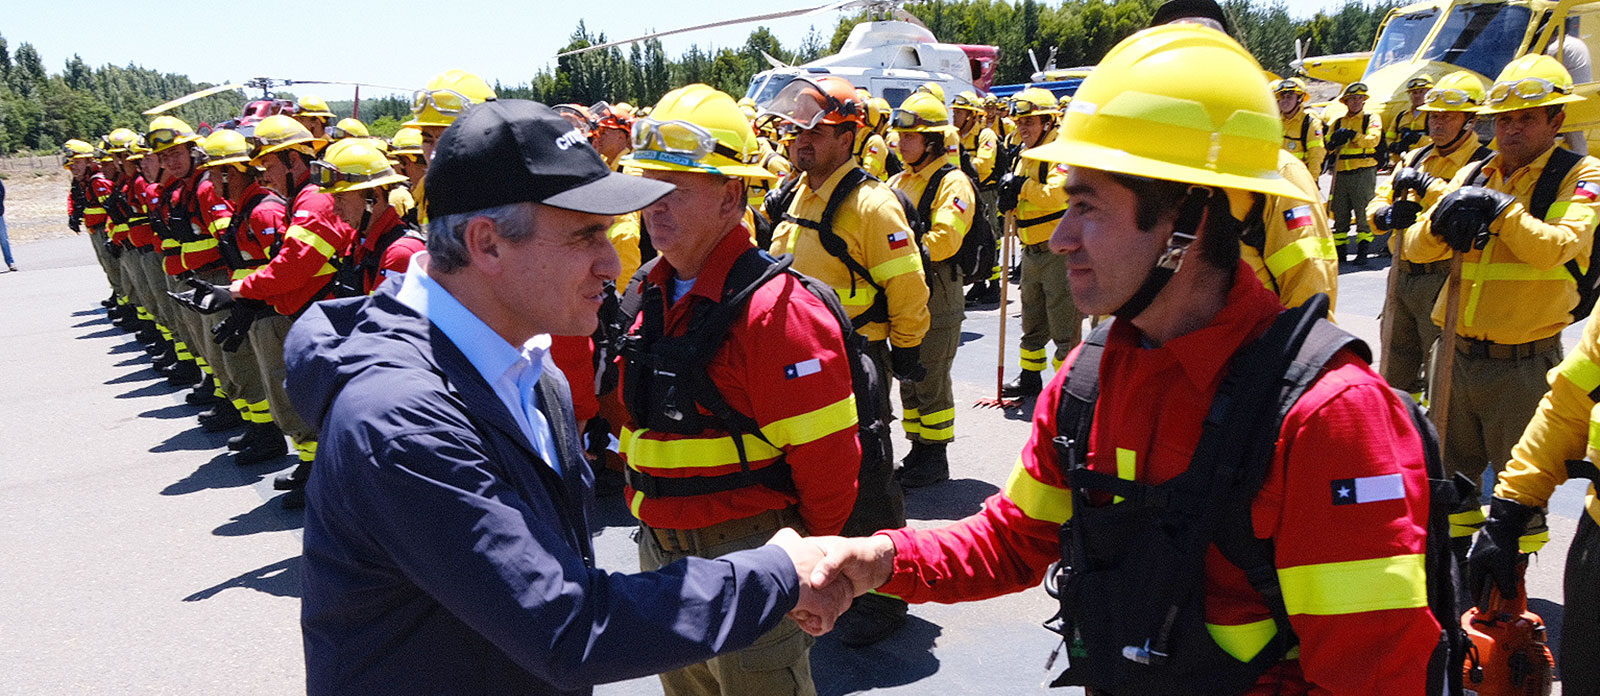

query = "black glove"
[1371, 204, 1394, 232]
[211, 299, 265, 352]
[997, 172, 1024, 213]
[1385, 199, 1424, 230]
[889, 344, 927, 382]
[1326, 128, 1356, 149]
[1390, 167, 1439, 200]
[583, 417, 611, 459]
[1399, 129, 1425, 150]
[170, 277, 234, 315]
[1467, 496, 1540, 607]
[68, 216, 81, 233]
[103, 238, 123, 259]
[1431, 186, 1515, 253]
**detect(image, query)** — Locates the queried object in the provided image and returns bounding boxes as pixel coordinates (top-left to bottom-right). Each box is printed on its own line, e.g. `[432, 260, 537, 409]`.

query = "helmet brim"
[1022, 139, 1311, 202]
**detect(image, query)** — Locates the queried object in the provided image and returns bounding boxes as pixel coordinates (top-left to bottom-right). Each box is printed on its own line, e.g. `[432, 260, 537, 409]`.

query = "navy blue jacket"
[285, 280, 800, 695]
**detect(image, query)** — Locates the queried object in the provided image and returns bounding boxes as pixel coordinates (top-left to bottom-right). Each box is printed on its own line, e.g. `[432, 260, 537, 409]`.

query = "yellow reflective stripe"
[1559, 353, 1600, 394]
[1449, 506, 1488, 538]
[208, 217, 231, 234]
[1459, 261, 1572, 282]
[180, 238, 218, 253]
[161, 239, 179, 250]
[1020, 346, 1047, 371]
[620, 429, 783, 470]
[629, 490, 645, 518]
[932, 209, 971, 236]
[1520, 528, 1550, 553]
[1547, 201, 1598, 229]
[1003, 458, 1072, 524]
[919, 422, 954, 441]
[764, 394, 857, 448]
[1265, 237, 1337, 278]
[835, 283, 877, 308]
[920, 407, 955, 427]
[286, 224, 338, 260]
[1206, 619, 1277, 662]
[83, 207, 107, 215]
[1279, 553, 1427, 615]
[869, 252, 923, 283]
[1115, 448, 1136, 504]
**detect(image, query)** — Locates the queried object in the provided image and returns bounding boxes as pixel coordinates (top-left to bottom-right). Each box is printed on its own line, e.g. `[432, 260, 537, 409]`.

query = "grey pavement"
[0, 235, 1588, 694]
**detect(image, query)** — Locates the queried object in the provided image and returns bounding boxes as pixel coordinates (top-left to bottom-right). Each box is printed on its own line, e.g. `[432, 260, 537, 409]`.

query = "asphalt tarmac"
[1, 235, 1586, 694]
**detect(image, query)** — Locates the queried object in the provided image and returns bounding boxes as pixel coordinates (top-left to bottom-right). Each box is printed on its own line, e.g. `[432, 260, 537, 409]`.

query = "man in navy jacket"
[286, 100, 847, 695]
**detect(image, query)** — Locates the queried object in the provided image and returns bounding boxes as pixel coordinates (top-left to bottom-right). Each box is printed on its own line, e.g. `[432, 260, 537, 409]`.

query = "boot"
[898, 442, 950, 489]
[1351, 239, 1370, 266]
[150, 345, 179, 370]
[134, 326, 160, 344]
[100, 294, 118, 308]
[165, 359, 202, 386]
[229, 421, 281, 451]
[1001, 369, 1043, 399]
[234, 426, 288, 465]
[186, 377, 223, 406]
[198, 403, 245, 432]
[275, 459, 312, 490]
[834, 593, 908, 648]
[280, 486, 306, 510]
[965, 281, 1000, 307]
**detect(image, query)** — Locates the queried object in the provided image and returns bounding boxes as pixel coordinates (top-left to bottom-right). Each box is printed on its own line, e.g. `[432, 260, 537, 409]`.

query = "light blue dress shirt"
[393, 254, 560, 472]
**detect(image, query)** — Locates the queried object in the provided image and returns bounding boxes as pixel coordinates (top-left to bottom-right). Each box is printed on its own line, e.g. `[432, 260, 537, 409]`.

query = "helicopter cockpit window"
[1422, 3, 1534, 81]
[881, 88, 912, 108]
[1368, 8, 1439, 74]
[746, 74, 796, 108]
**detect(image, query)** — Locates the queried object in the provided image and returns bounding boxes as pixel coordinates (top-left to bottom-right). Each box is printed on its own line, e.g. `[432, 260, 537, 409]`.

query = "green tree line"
[0, 0, 1395, 155]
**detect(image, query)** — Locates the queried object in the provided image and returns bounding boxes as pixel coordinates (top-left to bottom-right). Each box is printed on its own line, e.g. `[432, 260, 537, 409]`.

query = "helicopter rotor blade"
[761, 50, 791, 69]
[555, 0, 857, 57]
[891, 8, 928, 30]
[142, 83, 246, 116]
[283, 79, 415, 93]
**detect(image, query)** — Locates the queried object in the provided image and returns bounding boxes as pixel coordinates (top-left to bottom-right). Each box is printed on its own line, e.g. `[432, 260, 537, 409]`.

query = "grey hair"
[426, 201, 538, 273]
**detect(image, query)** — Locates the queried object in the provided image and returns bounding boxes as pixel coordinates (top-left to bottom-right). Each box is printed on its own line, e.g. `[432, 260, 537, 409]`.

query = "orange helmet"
[759, 75, 866, 130]
[589, 101, 634, 133]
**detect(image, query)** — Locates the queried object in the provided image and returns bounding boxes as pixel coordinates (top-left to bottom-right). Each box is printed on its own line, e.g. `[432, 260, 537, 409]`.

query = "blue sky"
[8, 0, 1353, 100]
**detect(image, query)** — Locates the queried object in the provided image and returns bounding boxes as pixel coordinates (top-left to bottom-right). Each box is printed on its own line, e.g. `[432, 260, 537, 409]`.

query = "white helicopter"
[556, 0, 1000, 107]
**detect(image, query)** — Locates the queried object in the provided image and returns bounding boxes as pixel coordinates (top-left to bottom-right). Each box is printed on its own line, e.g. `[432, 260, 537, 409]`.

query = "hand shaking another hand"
[767, 529, 898, 637]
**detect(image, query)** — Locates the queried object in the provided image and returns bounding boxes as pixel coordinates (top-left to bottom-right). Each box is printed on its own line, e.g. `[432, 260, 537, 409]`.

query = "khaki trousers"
[1019, 245, 1080, 371]
[249, 313, 316, 446]
[1429, 341, 1561, 499]
[902, 259, 964, 444]
[1379, 266, 1448, 395]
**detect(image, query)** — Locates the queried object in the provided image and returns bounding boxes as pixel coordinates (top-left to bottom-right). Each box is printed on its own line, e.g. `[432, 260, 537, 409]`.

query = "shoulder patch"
[1284, 205, 1313, 230]
[784, 357, 822, 379]
[1576, 181, 1599, 201]
[952, 196, 968, 213]
[888, 230, 910, 249]
[1331, 473, 1405, 505]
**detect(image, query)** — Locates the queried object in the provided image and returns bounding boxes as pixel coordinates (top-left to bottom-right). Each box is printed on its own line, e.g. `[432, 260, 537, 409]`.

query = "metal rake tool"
[976, 212, 1020, 409]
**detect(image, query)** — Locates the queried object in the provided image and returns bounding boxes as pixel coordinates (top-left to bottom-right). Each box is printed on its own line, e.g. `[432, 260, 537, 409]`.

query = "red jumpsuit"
[237, 180, 353, 316]
[223, 181, 286, 281]
[620, 228, 860, 535]
[349, 207, 425, 294]
[82, 174, 113, 230]
[877, 262, 1440, 694]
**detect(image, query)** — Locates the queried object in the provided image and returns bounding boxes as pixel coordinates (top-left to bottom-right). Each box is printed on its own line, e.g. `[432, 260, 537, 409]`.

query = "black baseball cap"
[1150, 0, 1235, 36]
[425, 99, 674, 217]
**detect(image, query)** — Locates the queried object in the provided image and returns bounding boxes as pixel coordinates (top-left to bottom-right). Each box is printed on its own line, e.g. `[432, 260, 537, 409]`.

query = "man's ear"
[462, 216, 503, 273]
[722, 177, 746, 219]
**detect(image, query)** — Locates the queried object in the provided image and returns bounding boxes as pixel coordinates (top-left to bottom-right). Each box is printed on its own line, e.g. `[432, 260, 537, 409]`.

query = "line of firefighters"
[63, 47, 1600, 683]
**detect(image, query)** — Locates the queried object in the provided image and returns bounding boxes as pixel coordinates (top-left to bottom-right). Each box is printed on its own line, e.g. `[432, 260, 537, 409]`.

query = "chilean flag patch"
[1054, 163, 1070, 175]
[1284, 205, 1313, 230]
[952, 197, 968, 213]
[1331, 473, 1405, 505]
[888, 230, 911, 249]
[1577, 181, 1600, 201]
[784, 358, 822, 380]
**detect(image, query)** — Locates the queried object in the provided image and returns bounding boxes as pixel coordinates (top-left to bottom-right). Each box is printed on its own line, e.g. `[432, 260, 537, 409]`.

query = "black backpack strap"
[1533, 147, 1583, 220]
[917, 164, 956, 237]
[1471, 144, 1494, 163]
[1407, 144, 1434, 170]
[781, 167, 891, 328]
[1051, 320, 1115, 479]
[1299, 115, 1310, 152]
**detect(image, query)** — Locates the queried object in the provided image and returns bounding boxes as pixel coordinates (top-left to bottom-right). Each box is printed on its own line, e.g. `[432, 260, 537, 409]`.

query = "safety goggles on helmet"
[146, 128, 191, 150]
[590, 101, 632, 131]
[889, 108, 949, 130]
[1486, 77, 1571, 106]
[1424, 87, 1480, 108]
[630, 118, 744, 163]
[553, 104, 597, 136]
[411, 88, 475, 116]
[761, 79, 854, 130]
[311, 159, 400, 190]
[327, 125, 361, 140]
[1009, 100, 1051, 116]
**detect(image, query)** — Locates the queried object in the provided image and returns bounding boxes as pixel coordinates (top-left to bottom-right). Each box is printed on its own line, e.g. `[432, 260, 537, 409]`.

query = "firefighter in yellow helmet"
[914, 81, 945, 103]
[762, 74, 926, 645]
[389, 127, 426, 224]
[853, 89, 890, 179]
[314, 138, 424, 294]
[295, 95, 336, 138]
[405, 69, 497, 161]
[1404, 53, 1600, 550]
[1386, 74, 1435, 165]
[952, 90, 1001, 306]
[1274, 78, 1325, 175]
[1368, 70, 1489, 404]
[328, 117, 369, 141]
[998, 86, 1076, 399]
[1324, 81, 1383, 264]
[888, 91, 975, 488]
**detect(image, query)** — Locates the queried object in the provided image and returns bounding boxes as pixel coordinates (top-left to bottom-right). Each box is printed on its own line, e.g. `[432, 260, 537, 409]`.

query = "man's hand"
[1326, 128, 1356, 149]
[1385, 199, 1424, 230]
[1467, 496, 1541, 607]
[1371, 204, 1394, 232]
[171, 277, 235, 314]
[809, 535, 896, 600]
[768, 528, 854, 636]
[890, 344, 927, 382]
[103, 238, 123, 259]
[1390, 167, 1438, 200]
[997, 173, 1024, 213]
[1431, 186, 1514, 253]
[68, 216, 81, 233]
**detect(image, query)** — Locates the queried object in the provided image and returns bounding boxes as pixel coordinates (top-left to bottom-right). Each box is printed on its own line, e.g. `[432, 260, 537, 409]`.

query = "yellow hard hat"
[146, 115, 201, 153]
[951, 90, 984, 113]
[389, 126, 424, 157]
[95, 140, 117, 162]
[1023, 24, 1306, 201]
[61, 139, 96, 168]
[916, 82, 946, 103]
[1404, 74, 1436, 92]
[405, 69, 497, 128]
[737, 96, 757, 109]
[250, 115, 323, 160]
[297, 96, 336, 119]
[313, 138, 408, 194]
[104, 128, 141, 153]
[1480, 53, 1585, 115]
[1419, 71, 1486, 113]
[1272, 77, 1308, 95]
[329, 117, 369, 140]
[890, 91, 952, 134]
[1010, 87, 1060, 117]
[1058, 93, 1073, 109]
[198, 128, 255, 169]
[868, 97, 891, 130]
[622, 83, 776, 181]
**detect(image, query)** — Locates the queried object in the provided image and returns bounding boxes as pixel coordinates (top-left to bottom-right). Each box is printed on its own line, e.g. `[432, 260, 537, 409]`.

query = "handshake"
[766, 528, 896, 636]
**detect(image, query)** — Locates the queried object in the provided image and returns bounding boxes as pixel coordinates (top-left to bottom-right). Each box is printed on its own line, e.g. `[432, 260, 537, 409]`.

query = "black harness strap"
[780, 167, 891, 328]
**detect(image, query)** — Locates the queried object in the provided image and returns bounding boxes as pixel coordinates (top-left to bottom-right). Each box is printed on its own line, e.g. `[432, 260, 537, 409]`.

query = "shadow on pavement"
[78, 326, 126, 340]
[1336, 252, 1393, 276]
[115, 354, 150, 367]
[812, 614, 941, 695]
[108, 341, 146, 355]
[958, 330, 984, 346]
[140, 403, 199, 419]
[184, 555, 302, 601]
[118, 380, 181, 400]
[214, 496, 305, 537]
[73, 316, 109, 328]
[107, 367, 161, 385]
[150, 424, 225, 453]
[905, 478, 1000, 522]
[162, 450, 259, 496]
[71, 308, 102, 317]
[591, 490, 638, 532]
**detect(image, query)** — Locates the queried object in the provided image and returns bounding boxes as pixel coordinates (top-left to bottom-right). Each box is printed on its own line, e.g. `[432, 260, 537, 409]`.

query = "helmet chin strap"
[1111, 187, 1215, 321]
[1435, 119, 1474, 153]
